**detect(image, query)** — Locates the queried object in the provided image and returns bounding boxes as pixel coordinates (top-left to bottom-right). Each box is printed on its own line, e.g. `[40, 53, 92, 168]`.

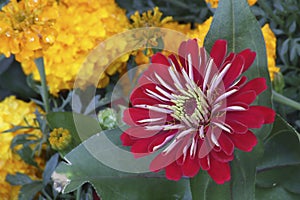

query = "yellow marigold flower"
[188, 17, 213, 46]
[262, 24, 280, 81]
[205, 0, 257, 8]
[49, 128, 72, 150]
[0, 0, 58, 62]
[0, 96, 44, 200]
[21, 0, 130, 95]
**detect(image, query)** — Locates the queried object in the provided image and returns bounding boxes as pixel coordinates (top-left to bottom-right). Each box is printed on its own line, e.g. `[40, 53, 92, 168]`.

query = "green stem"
[273, 90, 300, 111]
[76, 186, 81, 200]
[34, 57, 50, 113]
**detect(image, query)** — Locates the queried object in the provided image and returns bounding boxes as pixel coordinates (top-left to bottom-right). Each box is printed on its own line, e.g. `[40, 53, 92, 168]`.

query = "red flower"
[121, 39, 275, 184]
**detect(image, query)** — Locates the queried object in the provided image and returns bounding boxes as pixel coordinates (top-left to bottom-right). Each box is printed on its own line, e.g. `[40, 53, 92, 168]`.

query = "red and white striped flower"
[121, 39, 275, 184]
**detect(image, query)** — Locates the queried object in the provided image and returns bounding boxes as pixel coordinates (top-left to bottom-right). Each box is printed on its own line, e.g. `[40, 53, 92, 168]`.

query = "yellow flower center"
[49, 128, 72, 151]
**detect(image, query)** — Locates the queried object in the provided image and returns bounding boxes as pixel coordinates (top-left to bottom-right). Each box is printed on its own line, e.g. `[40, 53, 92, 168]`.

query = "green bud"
[98, 108, 118, 130]
[272, 72, 285, 94]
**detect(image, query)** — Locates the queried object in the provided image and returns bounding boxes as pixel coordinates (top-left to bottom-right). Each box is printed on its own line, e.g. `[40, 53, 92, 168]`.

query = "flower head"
[0, 0, 58, 61]
[49, 128, 72, 150]
[121, 39, 275, 184]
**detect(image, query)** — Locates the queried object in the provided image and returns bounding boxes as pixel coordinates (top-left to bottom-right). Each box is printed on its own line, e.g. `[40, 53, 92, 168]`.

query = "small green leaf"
[43, 153, 59, 186]
[16, 145, 38, 167]
[54, 128, 191, 200]
[6, 173, 32, 186]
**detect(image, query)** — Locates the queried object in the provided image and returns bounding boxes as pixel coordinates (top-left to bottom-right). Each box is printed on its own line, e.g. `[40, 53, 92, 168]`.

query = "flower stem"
[76, 186, 81, 200]
[273, 90, 300, 111]
[34, 57, 50, 113]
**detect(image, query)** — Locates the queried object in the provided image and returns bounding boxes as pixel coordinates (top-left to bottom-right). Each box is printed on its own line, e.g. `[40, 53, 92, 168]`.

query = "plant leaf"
[256, 115, 300, 199]
[54, 128, 191, 200]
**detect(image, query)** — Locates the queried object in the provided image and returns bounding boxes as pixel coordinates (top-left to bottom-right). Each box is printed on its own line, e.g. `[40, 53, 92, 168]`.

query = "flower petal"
[211, 150, 234, 162]
[223, 55, 244, 88]
[218, 133, 234, 155]
[238, 49, 256, 73]
[210, 39, 227, 68]
[165, 161, 183, 181]
[207, 159, 231, 184]
[229, 130, 257, 152]
[182, 155, 201, 177]
[249, 106, 276, 124]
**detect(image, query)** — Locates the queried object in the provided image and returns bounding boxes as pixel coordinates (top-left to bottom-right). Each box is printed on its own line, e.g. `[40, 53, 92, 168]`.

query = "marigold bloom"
[0, 0, 58, 62]
[205, 0, 257, 8]
[262, 24, 280, 81]
[0, 96, 43, 199]
[49, 128, 72, 150]
[121, 39, 275, 184]
[21, 0, 129, 95]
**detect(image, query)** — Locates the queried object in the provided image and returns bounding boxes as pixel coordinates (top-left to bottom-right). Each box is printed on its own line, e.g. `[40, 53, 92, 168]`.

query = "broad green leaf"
[204, 0, 273, 139]
[256, 115, 300, 199]
[54, 128, 191, 200]
[46, 112, 102, 156]
[202, 0, 270, 199]
[190, 170, 231, 200]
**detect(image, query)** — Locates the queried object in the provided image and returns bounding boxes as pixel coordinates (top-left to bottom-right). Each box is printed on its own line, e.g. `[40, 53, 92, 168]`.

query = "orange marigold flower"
[205, 0, 257, 8]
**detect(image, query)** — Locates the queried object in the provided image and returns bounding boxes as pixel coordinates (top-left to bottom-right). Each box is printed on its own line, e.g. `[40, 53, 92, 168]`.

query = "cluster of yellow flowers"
[19, 0, 130, 95]
[0, 0, 58, 62]
[205, 0, 257, 8]
[0, 96, 43, 199]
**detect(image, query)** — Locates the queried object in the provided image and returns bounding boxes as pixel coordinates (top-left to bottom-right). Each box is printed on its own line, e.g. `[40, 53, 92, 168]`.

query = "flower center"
[170, 87, 210, 128]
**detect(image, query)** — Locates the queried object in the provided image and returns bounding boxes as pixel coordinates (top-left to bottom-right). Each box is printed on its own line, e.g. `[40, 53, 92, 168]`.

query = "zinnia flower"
[121, 39, 275, 184]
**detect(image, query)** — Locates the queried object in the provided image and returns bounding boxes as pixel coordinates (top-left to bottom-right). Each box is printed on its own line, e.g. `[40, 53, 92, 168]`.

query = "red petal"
[178, 41, 188, 69]
[210, 40, 227, 68]
[227, 90, 257, 105]
[130, 84, 162, 106]
[218, 133, 234, 155]
[238, 49, 256, 73]
[182, 155, 201, 177]
[229, 130, 257, 152]
[211, 150, 234, 162]
[123, 107, 170, 126]
[168, 54, 181, 72]
[151, 52, 170, 66]
[223, 55, 244, 88]
[225, 119, 248, 134]
[226, 107, 265, 128]
[124, 126, 160, 138]
[250, 106, 275, 124]
[199, 155, 210, 170]
[238, 77, 267, 96]
[120, 133, 136, 146]
[165, 161, 183, 181]
[207, 159, 231, 184]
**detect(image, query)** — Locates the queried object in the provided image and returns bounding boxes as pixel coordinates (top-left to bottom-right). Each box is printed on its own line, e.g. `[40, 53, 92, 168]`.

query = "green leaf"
[203, 0, 270, 199]
[54, 128, 191, 200]
[46, 112, 102, 156]
[256, 115, 300, 199]
[190, 170, 231, 200]
[43, 153, 59, 186]
[6, 173, 32, 186]
[16, 145, 38, 167]
[18, 181, 44, 200]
